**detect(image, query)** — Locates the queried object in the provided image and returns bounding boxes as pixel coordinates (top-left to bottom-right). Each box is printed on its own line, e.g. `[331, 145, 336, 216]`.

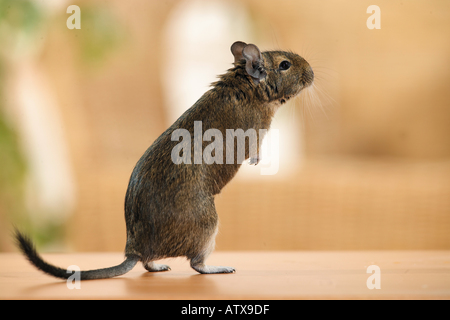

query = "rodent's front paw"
[249, 156, 260, 166]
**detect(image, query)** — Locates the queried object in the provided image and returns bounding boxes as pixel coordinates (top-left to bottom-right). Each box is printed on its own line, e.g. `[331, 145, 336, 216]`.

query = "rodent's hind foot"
[191, 264, 235, 274]
[144, 261, 171, 272]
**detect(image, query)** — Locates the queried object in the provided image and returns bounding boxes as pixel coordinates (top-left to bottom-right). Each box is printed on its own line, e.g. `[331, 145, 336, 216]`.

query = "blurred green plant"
[75, 4, 124, 67]
[0, 0, 43, 33]
[0, 0, 42, 251]
[0, 0, 124, 250]
[0, 78, 29, 248]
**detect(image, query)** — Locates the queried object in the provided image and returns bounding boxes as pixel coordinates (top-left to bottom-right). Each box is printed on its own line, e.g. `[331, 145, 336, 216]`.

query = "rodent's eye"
[279, 60, 291, 71]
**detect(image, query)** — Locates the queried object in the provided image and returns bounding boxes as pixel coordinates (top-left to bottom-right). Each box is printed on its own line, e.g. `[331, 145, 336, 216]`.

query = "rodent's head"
[231, 41, 314, 104]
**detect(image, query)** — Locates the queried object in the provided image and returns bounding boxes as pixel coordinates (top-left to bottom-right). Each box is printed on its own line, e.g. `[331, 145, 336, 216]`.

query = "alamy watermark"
[67, 5, 381, 32]
[170, 121, 279, 175]
[367, 5, 381, 29]
[366, 265, 381, 289]
[66, 265, 81, 289]
[66, 5, 81, 30]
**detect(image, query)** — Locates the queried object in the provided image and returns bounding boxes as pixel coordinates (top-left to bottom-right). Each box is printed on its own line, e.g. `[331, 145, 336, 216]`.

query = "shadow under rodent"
[15, 41, 314, 280]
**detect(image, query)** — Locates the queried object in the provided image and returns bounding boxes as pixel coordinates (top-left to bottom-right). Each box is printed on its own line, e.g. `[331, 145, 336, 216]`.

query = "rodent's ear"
[242, 44, 267, 83]
[231, 41, 247, 64]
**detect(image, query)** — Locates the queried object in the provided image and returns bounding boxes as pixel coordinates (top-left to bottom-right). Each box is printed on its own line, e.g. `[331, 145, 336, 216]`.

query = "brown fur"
[15, 41, 314, 278]
[124, 42, 314, 274]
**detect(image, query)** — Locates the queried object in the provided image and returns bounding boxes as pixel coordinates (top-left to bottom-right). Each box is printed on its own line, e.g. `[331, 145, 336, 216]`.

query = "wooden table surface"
[1, 251, 449, 300]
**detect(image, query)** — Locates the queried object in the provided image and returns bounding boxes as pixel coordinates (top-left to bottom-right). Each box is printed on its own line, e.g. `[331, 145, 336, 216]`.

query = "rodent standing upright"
[15, 41, 314, 279]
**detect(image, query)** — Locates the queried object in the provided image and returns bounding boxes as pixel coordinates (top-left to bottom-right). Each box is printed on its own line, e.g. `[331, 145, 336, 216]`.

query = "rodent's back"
[123, 89, 246, 259]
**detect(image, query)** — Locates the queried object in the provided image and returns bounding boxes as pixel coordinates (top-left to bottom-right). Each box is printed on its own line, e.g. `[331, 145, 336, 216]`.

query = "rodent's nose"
[302, 65, 314, 87]
[308, 65, 314, 80]
[305, 65, 314, 83]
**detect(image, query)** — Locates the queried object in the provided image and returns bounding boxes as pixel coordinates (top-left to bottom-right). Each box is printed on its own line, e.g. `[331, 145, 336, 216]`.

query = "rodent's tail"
[14, 230, 140, 280]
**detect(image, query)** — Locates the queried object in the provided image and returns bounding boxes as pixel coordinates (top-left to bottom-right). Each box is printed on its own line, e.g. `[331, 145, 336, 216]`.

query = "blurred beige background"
[0, 0, 449, 252]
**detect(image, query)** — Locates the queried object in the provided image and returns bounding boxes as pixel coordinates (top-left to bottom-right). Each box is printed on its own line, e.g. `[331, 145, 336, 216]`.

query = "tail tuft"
[14, 229, 140, 280]
[15, 229, 70, 279]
